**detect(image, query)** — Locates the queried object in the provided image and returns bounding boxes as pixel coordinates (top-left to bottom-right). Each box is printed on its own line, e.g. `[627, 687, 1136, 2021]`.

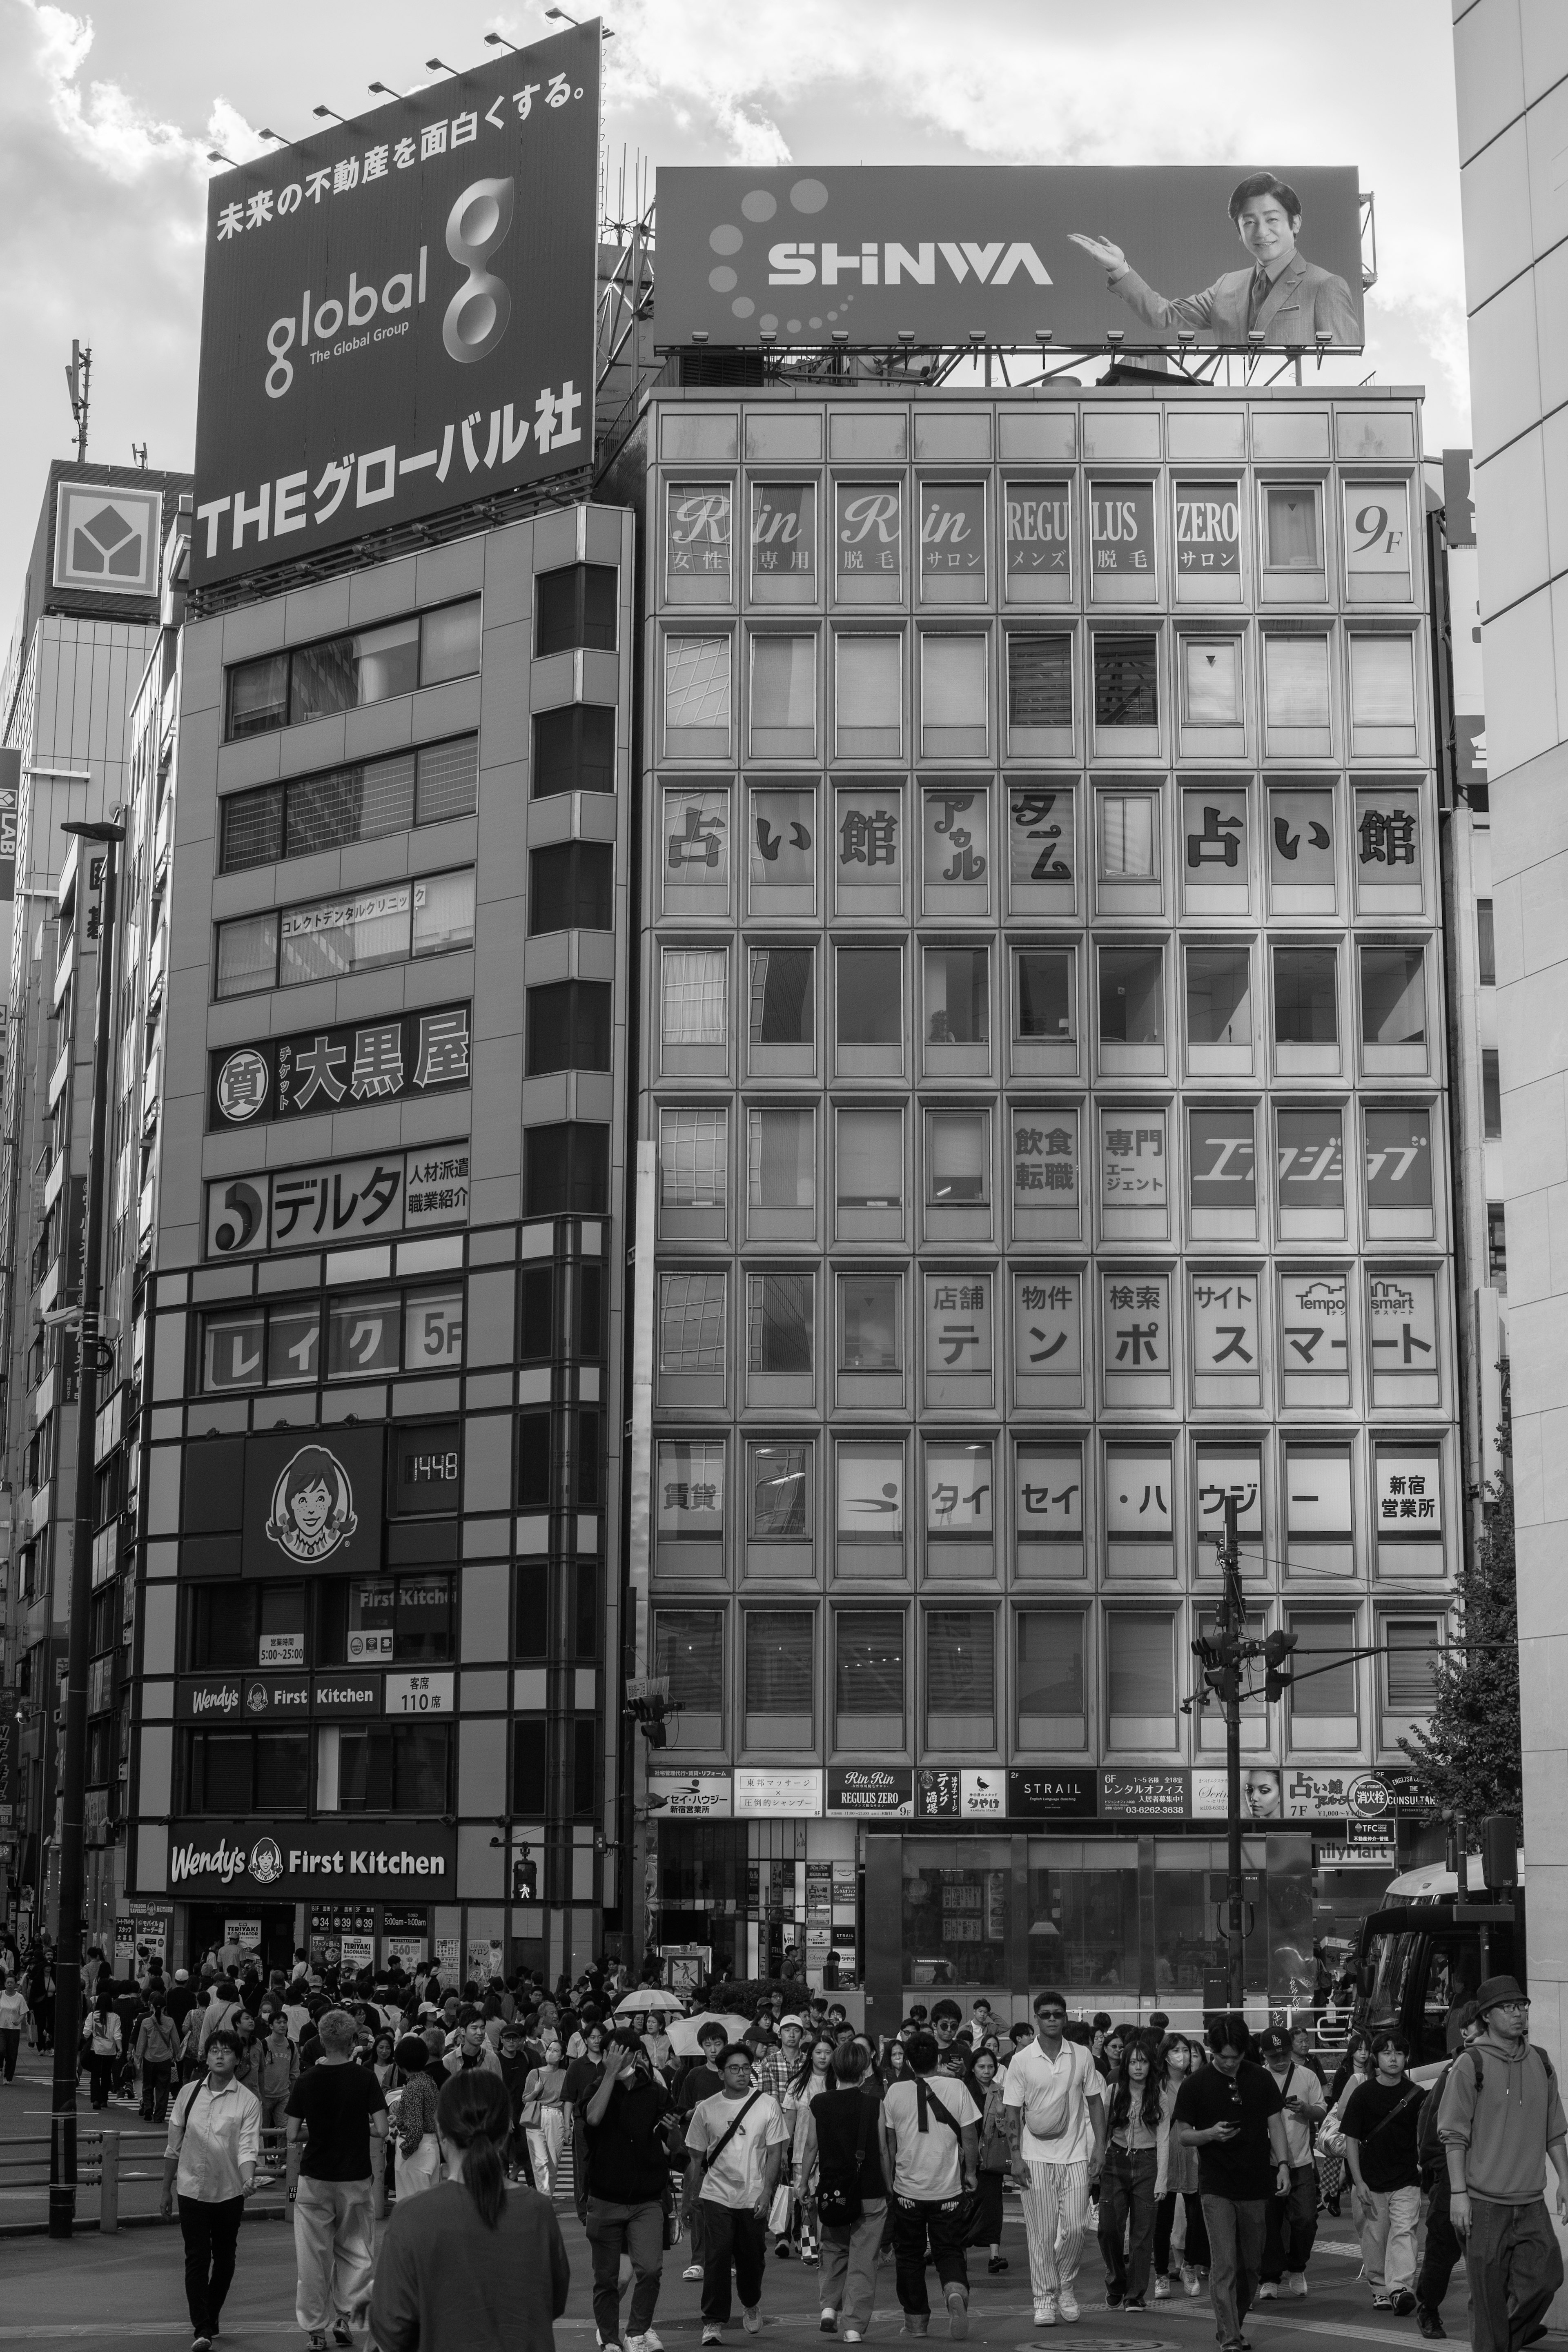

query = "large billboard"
[192, 21, 601, 589]
[657, 165, 1364, 352]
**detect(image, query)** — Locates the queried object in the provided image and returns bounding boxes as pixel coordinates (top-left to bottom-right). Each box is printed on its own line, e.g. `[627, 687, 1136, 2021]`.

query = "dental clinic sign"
[166, 1824, 454, 1895]
[656, 165, 1364, 352]
[192, 20, 599, 589]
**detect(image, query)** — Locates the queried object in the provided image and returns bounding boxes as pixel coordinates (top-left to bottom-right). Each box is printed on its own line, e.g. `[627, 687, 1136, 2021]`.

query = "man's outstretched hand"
[1068, 232, 1127, 273]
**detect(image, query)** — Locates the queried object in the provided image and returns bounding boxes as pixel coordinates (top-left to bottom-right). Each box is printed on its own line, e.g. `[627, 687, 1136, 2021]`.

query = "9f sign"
[264, 176, 517, 399]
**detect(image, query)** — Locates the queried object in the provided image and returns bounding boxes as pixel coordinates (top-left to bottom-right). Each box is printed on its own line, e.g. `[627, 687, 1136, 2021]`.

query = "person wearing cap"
[1253, 2025, 1323, 2299]
[1437, 1974, 1568, 2352]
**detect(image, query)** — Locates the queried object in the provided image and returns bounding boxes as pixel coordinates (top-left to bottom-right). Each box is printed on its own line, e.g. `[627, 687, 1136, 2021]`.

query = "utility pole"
[65, 343, 91, 466]
[48, 817, 123, 2239]
[1219, 1492, 1245, 2008]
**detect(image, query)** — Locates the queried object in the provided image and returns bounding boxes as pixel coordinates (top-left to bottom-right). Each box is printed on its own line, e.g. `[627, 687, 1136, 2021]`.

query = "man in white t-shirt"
[1002, 1989, 1107, 2326]
[880, 2031, 981, 2339]
[683, 2044, 791, 2345]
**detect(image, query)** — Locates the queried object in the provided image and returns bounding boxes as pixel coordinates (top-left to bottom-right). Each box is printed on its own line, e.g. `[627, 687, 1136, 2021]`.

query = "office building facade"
[631, 381, 1457, 2026]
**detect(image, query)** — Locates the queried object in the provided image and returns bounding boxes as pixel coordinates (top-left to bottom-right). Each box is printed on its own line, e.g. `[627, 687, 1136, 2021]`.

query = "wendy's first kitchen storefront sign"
[164, 1822, 455, 1895]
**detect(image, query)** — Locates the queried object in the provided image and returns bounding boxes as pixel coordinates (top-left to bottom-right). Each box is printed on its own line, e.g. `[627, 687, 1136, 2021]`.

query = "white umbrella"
[668, 2011, 751, 2057]
[614, 1987, 682, 2016]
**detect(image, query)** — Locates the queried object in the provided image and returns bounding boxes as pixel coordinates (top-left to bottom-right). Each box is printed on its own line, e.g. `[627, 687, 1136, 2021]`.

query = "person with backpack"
[1437, 1974, 1568, 2352]
[1342, 2029, 1425, 2312]
[134, 1992, 183, 2123]
[879, 2030, 980, 2340]
[682, 2042, 791, 2345]
[797, 2039, 886, 2343]
[158, 2026, 263, 2352]
[1254, 2024, 1325, 2299]
[1412, 1999, 1481, 2338]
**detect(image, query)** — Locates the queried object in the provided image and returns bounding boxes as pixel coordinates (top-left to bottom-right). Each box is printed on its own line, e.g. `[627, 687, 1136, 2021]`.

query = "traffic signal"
[512, 1849, 537, 1901]
[1262, 1628, 1298, 1702]
[1193, 1633, 1241, 1705]
[643, 1694, 668, 1750]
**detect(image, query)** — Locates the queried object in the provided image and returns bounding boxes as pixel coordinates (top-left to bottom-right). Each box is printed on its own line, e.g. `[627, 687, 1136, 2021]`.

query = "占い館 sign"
[163, 1822, 455, 1896]
[192, 22, 599, 588]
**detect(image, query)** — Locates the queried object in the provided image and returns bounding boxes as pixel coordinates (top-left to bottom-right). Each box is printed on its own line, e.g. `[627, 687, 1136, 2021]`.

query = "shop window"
[1374, 1447, 1444, 1575]
[744, 1610, 814, 1748]
[924, 947, 988, 1047]
[662, 949, 728, 1049]
[1105, 1444, 1175, 1575]
[526, 980, 613, 1076]
[1267, 782, 1336, 907]
[833, 634, 902, 757]
[536, 563, 617, 655]
[927, 1109, 989, 1205]
[835, 784, 905, 906]
[750, 635, 817, 756]
[1102, 1278, 1172, 1408]
[925, 1441, 994, 1543]
[321, 1575, 453, 1666]
[655, 1610, 724, 1747]
[1354, 789, 1423, 912]
[532, 703, 615, 795]
[746, 1271, 814, 1375]
[1287, 1611, 1359, 1746]
[920, 634, 989, 756]
[835, 1611, 906, 1748]
[658, 1274, 726, 1376]
[325, 1292, 399, 1381]
[1194, 1448, 1265, 1578]
[837, 946, 902, 1045]
[1025, 1849, 1137, 2003]
[1004, 478, 1072, 600]
[839, 1272, 901, 1372]
[922, 786, 990, 901]
[528, 842, 614, 934]
[1345, 480, 1413, 599]
[1016, 1610, 1087, 1747]
[749, 946, 813, 1047]
[1106, 1611, 1176, 1746]
[1187, 1103, 1256, 1229]
[1089, 481, 1156, 599]
[524, 1123, 608, 1217]
[1368, 1269, 1440, 1407]
[924, 1608, 996, 1747]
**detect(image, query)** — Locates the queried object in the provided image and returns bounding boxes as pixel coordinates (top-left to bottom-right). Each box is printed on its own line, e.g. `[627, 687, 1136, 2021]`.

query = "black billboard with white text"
[656, 165, 1364, 352]
[192, 22, 600, 588]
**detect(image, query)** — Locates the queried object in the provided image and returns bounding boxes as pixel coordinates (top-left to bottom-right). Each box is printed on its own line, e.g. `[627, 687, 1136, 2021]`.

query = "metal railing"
[0, 2121, 292, 2235]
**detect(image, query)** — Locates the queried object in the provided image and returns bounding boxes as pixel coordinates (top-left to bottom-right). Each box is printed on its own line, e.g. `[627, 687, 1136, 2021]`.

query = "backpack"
[815, 2090, 873, 2228]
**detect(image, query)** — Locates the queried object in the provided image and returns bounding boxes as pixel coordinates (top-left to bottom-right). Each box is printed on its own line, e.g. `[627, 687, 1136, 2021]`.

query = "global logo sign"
[265, 1443, 359, 1566]
[52, 483, 162, 599]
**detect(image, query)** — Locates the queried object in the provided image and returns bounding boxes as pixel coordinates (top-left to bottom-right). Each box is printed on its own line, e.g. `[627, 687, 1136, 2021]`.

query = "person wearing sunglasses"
[1436, 1976, 1568, 2352]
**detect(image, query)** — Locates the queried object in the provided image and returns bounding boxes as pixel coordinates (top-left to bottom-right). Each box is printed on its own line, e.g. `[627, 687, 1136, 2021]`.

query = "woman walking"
[394, 2033, 445, 2203]
[964, 2046, 1011, 2274]
[1098, 2035, 1163, 2310]
[368, 2071, 570, 2352]
[522, 2031, 568, 2195]
[1154, 2033, 1209, 2297]
[789, 2030, 837, 2265]
[799, 2040, 888, 2343]
[0, 1973, 30, 2085]
[83, 1984, 122, 2111]
[159, 2027, 263, 2352]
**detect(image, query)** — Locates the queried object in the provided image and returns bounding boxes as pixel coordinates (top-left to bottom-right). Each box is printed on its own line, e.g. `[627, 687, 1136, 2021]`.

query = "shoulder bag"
[816, 2092, 873, 2227]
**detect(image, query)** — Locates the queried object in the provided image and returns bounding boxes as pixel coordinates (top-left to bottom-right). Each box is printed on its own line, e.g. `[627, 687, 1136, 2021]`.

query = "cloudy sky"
[1, 0, 1465, 600]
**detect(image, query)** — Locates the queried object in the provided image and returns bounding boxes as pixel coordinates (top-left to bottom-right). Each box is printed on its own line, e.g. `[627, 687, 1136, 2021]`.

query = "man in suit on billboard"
[1069, 173, 1360, 347]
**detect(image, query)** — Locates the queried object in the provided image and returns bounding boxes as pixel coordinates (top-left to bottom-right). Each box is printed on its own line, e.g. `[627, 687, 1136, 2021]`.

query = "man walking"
[1173, 2016, 1292, 2352]
[1002, 1988, 1106, 2326]
[1343, 2030, 1425, 2312]
[683, 2043, 790, 2344]
[881, 2030, 980, 2339]
[676, 2021, 732, 2281]
[1438, 1974, 1568, 2352]
[285, 2007, 388, 2352]
[582, 2028, 673, 2352]
[1413, 2000, 1481, 2339]
[1255, 2024, 1324, 2299]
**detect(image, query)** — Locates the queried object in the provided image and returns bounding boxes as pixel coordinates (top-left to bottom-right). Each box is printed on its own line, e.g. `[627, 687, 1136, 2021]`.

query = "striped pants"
[1021, 2160, 1091, 2300]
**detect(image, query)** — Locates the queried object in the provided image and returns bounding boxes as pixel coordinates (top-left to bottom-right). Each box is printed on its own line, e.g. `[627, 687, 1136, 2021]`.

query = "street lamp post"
[48, 818, 123, 2239]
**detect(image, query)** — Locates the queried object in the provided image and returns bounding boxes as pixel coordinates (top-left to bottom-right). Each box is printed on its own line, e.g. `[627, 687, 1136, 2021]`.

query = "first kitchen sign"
[166, 1824, 455, 1894]
[192, 21, 600, 588]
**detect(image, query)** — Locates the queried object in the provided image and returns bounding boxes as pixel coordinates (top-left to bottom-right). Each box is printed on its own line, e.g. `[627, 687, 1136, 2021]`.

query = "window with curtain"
[660, 1107, 727, 1207]
[1287, 1614, 1357, 1715]
[1093, 636, 1157, 726]
[1016, 947, 1074, 1038]
[925, 946, 988, 1044]
[665, 637, 731, 731]
[836, 1106, 902, 1207]
[662, 949, 728, 1045]
[839, 1273, 901, 1370]
[920, 634, 987, 725]
[1361, 945, 1426, 1045]
[1263, 635, 1330, 725]
[748, 946, 813, 1045]
[1350, 636, 1416, 727]
[1007, 634, 1073, 728]
[927, 1110, 988, 1202]
[745, 1613, 813, 1713]
[1183, 637, 1242, 724]
[1106, 1614, 1174, 1716]
[1100, 792, 1158, 877]
[1264, 486, 1321, 568]
[747, 1271, 814, 1374]
[749, 1443, 812, 1537]
[1017, 1612, 1086, 1715]
[835, 635, 901, 726]
[1383, 1620, 1440, 1713]
[1186, 945, 1251, 1044]
[750, 635, 817, 733]
[1274, 947, 1338, 1043]
[837, 946, 902, 1042]
[925, 1610, 996, 1715]
[747, 1106, 814, 1207]
[658, 1273, 726, 1374]
[836, 1614, 905, 1715]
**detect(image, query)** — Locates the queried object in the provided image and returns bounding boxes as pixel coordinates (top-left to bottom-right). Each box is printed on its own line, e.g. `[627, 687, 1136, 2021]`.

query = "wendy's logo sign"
[265, 1443, 358, 1565]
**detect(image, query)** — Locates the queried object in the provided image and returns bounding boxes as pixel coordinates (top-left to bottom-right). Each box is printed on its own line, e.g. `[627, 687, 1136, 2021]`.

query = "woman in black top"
[962, 2045, 1010, 2273]
[799, 2042, 887, 2343]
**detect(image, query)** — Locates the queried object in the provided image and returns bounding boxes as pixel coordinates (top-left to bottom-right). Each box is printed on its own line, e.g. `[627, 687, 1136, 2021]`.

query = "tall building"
[0, 460, 191, 1951]
[628, 379, 1458, 2025]
[1452, 0, 1568, 2092]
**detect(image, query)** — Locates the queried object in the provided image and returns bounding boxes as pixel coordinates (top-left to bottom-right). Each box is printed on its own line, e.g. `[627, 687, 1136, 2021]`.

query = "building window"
[183, 1730, 310, 1813]
[523, 1123, 608, 1216]
[1263, 485, 1321, 570]
[512, 1719, 547, 1816]
[926, 1441, 993, 1535]
[924, 1609, 996, 1746]
[1476, 899, 1495, 986]
[218, 867, 474, 996]
[1274, 946, 1337, 1044]
[835, 1611, 905, 1746]
[837, 1443, 905, 1543]
[837, 946, 902, 1044]
[1287, 1613, 1358, 1726]
[836, 1106, 902, 1209]
[335, 1724, 451, 1813]
[920, 633, 989, 752]
[1016, 947, 1074, 1040]
[1181, 636, 1242, 725]
[925, 946, 988, 1045]
[744, 1610, 814, 1746]
[1285, 1446, 1353, 1565]
[1488, 1202, 1507, 1291]
[528, 842, 614, 934]
[750, 634, 817, 752]
[662, 948, 728, 1048]
[658, 1273, 727, 1375]
[1016, 1611, 1087, 1744]
[747, 1106, 813, 1211]
[526, 980, 613, 1075]
[1093, 635, 1158, 726]
[927, 1109, 989, 1203]
[833, 634, 902, 754]
[747, 1271, 814, 1374]
[225, 598, 480, 740]
[1099, 791, 1159, 878]
[1482, 1049, 1502, 1138]
[1106, 1612, 1176, 1744]
[748, 1443, 813, 1539]
[665, 635, 732, 739]
[1186, 945, 1251, 1046]
[183, 1582, 305, 1671]
[1263, 635, 1330, 728]
[659, 1109, 726, 1209]
[536, 564, 617, 655]
[1383, 1619, 1440, 1715]
[533, 703, 616, 796]
[1099, 945, 1164, 1045]
[1361, 945, 1425, 1048]
[839, 1271, 902, 1371]
[656, 1439, 724, 1543]
[218, 737, 479, 874]
[1008, 634, 1072, 728]
[1349, 636, 1417, 734]
[654, 1610, 725, 1727]
[749, 947, 813, 1045]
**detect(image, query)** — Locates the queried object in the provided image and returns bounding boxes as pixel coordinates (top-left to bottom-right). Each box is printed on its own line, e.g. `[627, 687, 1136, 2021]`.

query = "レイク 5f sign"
[192, 22, 600, 588]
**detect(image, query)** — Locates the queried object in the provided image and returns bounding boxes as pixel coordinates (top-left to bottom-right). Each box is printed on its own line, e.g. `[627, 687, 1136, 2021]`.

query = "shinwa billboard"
[656, 165, 1365, 354]
[192, 20, 600, 590]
